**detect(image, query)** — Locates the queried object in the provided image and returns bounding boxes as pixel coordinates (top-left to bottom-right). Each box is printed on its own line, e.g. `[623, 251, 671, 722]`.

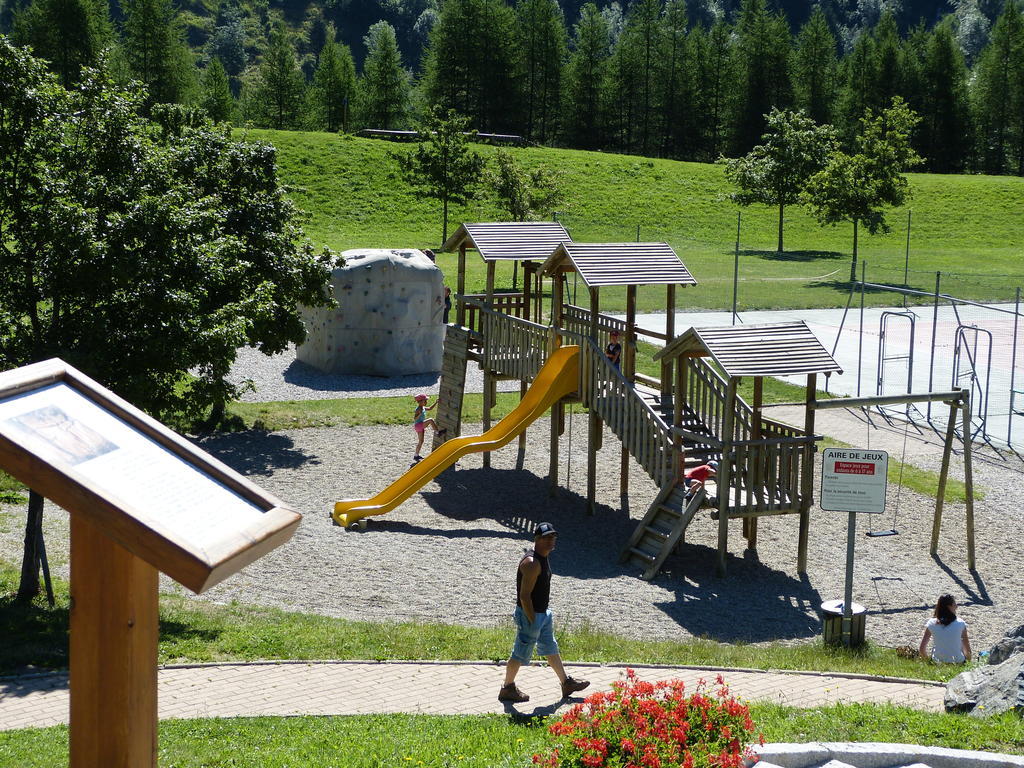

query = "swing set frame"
[812, 388, 976, 569]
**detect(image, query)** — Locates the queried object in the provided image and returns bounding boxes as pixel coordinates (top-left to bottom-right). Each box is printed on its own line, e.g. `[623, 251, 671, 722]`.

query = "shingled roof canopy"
[440, 222, 572, 262]
[540, 242, 698, 287]
[654, 321, 843, 378]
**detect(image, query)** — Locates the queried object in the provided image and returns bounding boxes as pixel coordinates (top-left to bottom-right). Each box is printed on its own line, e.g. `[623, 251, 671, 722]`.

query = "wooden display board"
[0, 359, 302, 767]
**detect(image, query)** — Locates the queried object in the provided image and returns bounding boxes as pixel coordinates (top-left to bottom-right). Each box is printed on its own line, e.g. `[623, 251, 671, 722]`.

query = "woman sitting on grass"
[919, 594, 972, 663]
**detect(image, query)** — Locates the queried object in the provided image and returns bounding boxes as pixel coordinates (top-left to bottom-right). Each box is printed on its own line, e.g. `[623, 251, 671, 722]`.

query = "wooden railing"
[460, 292, 528, 334]
[473, 302, 552, 382]
[565, 330, 676, 488]
[561, 305, 629, 338]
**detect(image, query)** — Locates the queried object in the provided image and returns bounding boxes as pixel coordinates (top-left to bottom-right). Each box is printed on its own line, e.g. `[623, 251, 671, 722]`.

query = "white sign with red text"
[820, 448, 888, 514]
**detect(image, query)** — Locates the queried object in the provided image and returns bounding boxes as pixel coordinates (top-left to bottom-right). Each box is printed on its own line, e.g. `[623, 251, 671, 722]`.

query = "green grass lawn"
[0, 564, 967, 683]
[1, 704, 1021, 766]
[247, 129, 1024, 312]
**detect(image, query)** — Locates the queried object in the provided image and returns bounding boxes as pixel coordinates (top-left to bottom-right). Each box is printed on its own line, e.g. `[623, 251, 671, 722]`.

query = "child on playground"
[605, 330, 622, 369]
[412, 394, 446, 462]
[683, 459, 718, 500]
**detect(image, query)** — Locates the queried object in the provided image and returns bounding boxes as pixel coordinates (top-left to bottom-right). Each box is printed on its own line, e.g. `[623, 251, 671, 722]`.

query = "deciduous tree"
[486, 148, 564, 221]
[724, 108, 837, 253]
[0, 40, 335, 598]
[803, 98, 922, 281]
[397, 108, 484, 244]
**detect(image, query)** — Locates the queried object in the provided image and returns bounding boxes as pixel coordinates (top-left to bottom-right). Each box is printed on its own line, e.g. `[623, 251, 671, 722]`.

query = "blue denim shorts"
[510, 607, 559, 663]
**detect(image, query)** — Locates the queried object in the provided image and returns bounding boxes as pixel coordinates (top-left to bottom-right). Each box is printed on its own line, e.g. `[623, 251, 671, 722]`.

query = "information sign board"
[0, 359, 301, 593]
[820, 448, 888, 514]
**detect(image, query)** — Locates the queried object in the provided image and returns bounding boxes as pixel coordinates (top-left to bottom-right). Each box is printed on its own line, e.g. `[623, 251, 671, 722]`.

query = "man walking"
[498, 522, 590, 704]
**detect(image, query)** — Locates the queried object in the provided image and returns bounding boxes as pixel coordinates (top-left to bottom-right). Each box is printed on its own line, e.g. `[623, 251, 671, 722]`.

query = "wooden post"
[485, 260, 496, 308]
[674, 361, 685, 482]
[522, 262, 534, 321]
[625, 285, 637, 383]
[931, 399, 960, 555]
[749, 376, 764, 549]
[70, 514, 158, 768]
[716, 377, 738, 576]
[457, 244, 467, 327]
[797, 373, 817, 574]
[961, 392, 976, 570]
[482, 369, 493, 469]
[517, 380, 528, 465]
[621, 285, 637, 501]
[662, 284, 676, 403]
[588, 286, 600, 514]
[549, 400, 562, 495]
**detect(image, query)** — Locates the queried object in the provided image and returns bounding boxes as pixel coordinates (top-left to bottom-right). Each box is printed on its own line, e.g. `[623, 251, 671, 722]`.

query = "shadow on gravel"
[192, 431, 320, 477]
[650, 548, 825, 643]
[415, 467, 829, 643]
[281, 360, 440, 393]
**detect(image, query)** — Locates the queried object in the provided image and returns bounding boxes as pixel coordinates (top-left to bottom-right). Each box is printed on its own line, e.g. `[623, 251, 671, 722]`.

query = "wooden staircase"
[620, 484, 706, 580]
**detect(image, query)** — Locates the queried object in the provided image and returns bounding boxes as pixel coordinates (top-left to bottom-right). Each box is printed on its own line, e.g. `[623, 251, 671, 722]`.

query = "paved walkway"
[0, 660, 944, 731]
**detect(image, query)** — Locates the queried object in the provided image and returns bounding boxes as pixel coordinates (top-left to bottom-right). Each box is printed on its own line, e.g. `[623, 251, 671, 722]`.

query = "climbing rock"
[987, 624, 1024, 665]
[944, 654, 1024, 716]
[298, 249, 446, 376]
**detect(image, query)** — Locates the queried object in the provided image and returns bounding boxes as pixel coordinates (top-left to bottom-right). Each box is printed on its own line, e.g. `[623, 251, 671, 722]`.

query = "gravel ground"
[3, 400, 1022, 650]
[227, 345, 520, 401]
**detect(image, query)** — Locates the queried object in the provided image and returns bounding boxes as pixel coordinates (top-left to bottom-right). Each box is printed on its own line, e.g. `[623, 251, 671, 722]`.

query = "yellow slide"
[333, 345, 580, 529]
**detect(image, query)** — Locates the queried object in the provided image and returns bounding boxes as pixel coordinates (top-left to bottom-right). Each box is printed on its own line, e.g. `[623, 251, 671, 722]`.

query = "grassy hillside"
[248, 129, 1024, 312]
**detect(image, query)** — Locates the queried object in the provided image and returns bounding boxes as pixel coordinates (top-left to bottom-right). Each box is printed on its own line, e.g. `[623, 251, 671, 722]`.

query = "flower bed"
[534, 670, 762, 768]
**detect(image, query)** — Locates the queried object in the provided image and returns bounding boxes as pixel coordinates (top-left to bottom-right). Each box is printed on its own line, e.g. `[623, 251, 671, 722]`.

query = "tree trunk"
[442, 196, 449, 247]
[777, 202, 785, 253]
[849, 218, 859, 283]
[17, 490, 45, 602]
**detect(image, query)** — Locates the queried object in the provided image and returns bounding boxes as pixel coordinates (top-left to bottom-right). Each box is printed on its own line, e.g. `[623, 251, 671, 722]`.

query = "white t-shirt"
[927, 617, 967, 663]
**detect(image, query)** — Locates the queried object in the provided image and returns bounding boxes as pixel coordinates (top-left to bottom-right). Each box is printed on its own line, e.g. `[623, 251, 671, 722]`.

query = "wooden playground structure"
[421, 222, 975, 579]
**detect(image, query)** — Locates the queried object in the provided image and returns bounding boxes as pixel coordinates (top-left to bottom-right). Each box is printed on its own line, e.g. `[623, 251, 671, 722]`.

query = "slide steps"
[620, 484, 707, 580]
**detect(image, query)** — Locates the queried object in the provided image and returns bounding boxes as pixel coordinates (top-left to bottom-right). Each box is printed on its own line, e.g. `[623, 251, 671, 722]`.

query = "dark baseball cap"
[534, 522, 558, 538]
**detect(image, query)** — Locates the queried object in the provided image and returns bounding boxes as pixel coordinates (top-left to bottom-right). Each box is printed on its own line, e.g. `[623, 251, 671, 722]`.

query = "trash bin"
[821, 599, 866, 646]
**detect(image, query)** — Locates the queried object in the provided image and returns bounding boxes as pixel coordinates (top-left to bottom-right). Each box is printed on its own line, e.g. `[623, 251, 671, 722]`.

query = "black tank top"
[515, 550, 551, 612]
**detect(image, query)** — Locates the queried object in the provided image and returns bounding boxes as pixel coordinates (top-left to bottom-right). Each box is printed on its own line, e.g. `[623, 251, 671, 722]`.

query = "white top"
[927, 617, 967, 663]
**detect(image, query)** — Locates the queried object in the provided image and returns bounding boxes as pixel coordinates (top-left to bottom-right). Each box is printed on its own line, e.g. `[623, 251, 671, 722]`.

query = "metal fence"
[828, 264, 1024, 452]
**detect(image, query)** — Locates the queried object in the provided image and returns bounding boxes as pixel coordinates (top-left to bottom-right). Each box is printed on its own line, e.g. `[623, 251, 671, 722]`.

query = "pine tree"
[919, 22, 971, 171]
[246, 25, 305, 129]
[308, 36, 356, 132]
[200, 56, 235, 123]
[971, 2, 1024, 174]
[871, 13, 907, 113]
[733, 0, 792, 154]
[691, 19, 734, 161]
[206, 4, 246, 81]
[121, 0, 196, 105]
[359, 21, 410, 130]
[12, 0, 112, 86]
[792, 7, 838, 126]
[423, 0, 521, 132]
[657, 0, 694, 158]
[835, 31, 877, 146]
[516, 0, 567, 142]
[624, 0, 662, 155]
[562, 3, 610, 150]
[604, 17, 644, 152]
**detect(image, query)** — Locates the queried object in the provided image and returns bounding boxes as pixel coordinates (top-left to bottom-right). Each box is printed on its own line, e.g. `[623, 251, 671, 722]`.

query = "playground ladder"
[620, 484, 706, 580]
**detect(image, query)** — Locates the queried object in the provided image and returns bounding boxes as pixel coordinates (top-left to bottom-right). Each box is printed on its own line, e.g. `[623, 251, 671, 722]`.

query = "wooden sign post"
[0, 359, 302, 767]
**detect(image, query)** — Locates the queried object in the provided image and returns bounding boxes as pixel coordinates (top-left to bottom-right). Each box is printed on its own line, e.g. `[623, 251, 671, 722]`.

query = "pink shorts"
[413, 422, 426, 434]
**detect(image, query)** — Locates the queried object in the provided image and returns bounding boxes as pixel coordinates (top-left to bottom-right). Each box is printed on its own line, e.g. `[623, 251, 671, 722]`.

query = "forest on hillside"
[3, 0, 1024, 174]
